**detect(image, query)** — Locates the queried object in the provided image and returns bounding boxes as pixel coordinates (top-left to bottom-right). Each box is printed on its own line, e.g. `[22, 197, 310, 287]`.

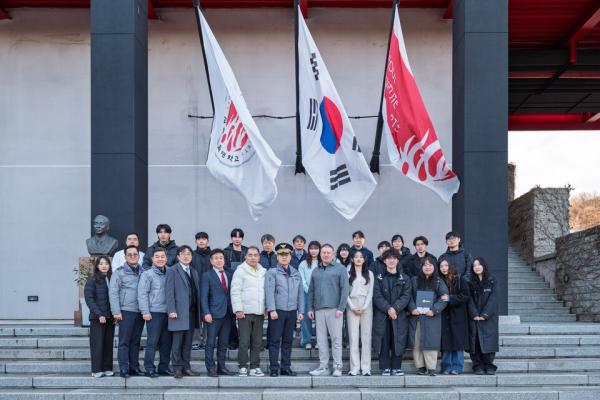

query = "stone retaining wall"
[555, 226, 600, 322]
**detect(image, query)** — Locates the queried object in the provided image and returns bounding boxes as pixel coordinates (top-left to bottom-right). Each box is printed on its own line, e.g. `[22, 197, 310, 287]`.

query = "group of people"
[84, 225, 499, 379]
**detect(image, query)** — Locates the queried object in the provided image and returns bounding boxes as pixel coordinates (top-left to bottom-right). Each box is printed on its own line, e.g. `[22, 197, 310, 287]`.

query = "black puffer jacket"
[143, 240, 179, 268]
[84, 276, 112, 320]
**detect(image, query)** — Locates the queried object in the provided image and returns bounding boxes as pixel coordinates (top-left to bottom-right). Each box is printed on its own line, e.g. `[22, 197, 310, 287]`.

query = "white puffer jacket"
[230, 262, 266, 315]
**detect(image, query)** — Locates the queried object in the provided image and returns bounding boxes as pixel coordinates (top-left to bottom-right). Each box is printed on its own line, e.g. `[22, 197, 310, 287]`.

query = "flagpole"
[369, 0, 399, 174]
[294, 0, 305, 174]
[193, 0, 214, 115]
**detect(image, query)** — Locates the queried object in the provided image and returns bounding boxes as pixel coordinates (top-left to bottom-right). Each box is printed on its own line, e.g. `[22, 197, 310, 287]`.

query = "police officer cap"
[275, 243, 293, 254]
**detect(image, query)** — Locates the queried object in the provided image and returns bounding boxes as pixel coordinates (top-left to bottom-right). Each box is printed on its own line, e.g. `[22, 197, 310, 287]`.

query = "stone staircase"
[1, 248, 600, 399]
[508, 247, 576, 323]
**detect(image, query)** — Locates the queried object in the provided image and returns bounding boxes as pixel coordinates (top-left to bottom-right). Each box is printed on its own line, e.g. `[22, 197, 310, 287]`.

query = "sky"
[508, 131, 600, 198]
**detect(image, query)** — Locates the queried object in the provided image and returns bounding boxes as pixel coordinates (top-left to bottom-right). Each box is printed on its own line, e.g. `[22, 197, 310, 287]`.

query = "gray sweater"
[307, 262, 350, 312]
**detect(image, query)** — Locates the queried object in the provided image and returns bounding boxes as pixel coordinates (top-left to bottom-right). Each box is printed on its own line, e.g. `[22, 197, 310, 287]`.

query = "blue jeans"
[300, 292, 314, 346]
[441, 351, 464, 373]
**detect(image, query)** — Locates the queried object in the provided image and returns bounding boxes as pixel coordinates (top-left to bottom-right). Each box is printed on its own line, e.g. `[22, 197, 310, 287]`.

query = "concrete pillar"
[452, 0, 509, 314]
[90, 0, 148, 249]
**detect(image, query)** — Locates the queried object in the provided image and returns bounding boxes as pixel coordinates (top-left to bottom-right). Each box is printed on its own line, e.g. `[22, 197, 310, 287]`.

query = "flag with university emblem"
[297, 6, 377, 220]
[382, 7, 459, 203]
[196, 6, 281, 220]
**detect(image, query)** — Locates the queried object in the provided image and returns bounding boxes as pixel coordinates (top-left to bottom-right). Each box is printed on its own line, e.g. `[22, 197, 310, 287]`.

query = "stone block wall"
[508, 163, 515, 202]
[554, 226, 600, 322]
[509, 187, 570, 264]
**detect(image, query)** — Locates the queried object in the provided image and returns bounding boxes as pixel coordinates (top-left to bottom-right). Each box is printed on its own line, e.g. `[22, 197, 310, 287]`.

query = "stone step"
[508, 278, 546, 284]
[508, 308, 572, 316]
[2, 386, 600, 400]
[508, 301, 566, 310]
[6, 345, 600, 361]
[0, 359, 527, 374]
[6, 358, 600, 374]
[1, 373, 599, 390]
[508, 288, 556, 294]
[509, 283, 551, 289]
[520, 315, 578, 323]
[508, 294, 558, 301]
[0, 327, 89, 337]
[501, 335, 600, 347]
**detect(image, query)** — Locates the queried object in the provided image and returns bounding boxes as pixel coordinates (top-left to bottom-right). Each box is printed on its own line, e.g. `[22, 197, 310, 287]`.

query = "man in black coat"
[223, 228, 248, 272]
[372, 249, 412, 376]
[191, 232, 211, 350]
[403, 236, 436, 278]
[143, 224, 178, 268]
[438, 232, 473, 277]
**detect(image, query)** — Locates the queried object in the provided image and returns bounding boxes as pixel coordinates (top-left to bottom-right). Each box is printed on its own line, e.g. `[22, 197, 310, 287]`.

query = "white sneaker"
[348, 370, 359, 376]
[332, 369, 342, 377]
[249, 368, 265, 377]
[362, 370, 371, 376]
[91, 372, 104, 378]
[305, 343, 312, 350]
[309, 367, 331, 376]
[238, 367, 248, 376]
[103, 371, 114, 377]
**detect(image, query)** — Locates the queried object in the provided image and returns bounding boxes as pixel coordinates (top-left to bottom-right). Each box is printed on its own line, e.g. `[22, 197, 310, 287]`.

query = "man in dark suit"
[166, 245, 202, 379]
[200, 248, 234, 377]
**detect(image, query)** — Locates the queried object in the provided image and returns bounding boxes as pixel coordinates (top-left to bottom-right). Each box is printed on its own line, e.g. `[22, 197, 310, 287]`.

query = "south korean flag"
[297, 6, 377, 220]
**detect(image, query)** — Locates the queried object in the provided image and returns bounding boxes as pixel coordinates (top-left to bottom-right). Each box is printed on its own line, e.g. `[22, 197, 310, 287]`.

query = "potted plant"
[74, 257, 95, 327]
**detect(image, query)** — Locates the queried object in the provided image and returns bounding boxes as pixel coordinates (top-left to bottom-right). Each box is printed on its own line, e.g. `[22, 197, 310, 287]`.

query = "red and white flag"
[382, 7, 459, 203]
[197, 7, 281, 220]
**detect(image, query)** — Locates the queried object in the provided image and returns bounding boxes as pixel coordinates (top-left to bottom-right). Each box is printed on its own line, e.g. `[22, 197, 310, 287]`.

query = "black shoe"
[270, 370, 279, 377]
[207, 368, 218, 378]
[474, 369, 485, 375]
[484, 369, 496, 375]
[280, 369, 297, 376]
[129, 368, 143, 376]
[145, 371, 159, 378]
[119, 371, 130, 378]
[158, 370, 173, 376]
[217, 367, 234, 376]
[417, 367, 427, 375]
[428, 369, 436, 376]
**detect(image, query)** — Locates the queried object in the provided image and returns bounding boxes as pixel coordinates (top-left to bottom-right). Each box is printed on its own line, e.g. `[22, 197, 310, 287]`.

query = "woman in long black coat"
[372, 249, 412, 376]
[84, 256, 115, 378]
[467, 257, 499, 375]
[438, 257, 470, 375]
[407, 256, 448, 376]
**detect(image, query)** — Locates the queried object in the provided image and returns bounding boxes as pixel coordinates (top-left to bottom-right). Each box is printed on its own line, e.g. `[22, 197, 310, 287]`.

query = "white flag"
[197, 8, 281, 220]
[297, 7, 377, 220]
[381, 7, 459, 203]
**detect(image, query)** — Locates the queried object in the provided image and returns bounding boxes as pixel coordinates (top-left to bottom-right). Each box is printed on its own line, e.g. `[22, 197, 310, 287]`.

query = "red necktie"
[220, 271, 228, 293]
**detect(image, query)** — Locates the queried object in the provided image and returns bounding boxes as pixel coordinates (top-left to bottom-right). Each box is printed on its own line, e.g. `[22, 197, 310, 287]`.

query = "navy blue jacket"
[143, 240, 178, 268]
[200, 269, 232, 319]
[260, 250, 277, 270]
[439, 247, 473, 277]
[290, 250, 307, 270]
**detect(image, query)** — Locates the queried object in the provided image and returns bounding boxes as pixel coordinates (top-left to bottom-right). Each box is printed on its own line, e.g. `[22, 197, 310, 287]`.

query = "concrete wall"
[0, 8, 453, 319]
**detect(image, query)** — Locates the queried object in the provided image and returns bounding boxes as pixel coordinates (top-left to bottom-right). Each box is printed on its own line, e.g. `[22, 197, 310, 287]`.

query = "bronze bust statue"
[86, 215, 118, 256]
